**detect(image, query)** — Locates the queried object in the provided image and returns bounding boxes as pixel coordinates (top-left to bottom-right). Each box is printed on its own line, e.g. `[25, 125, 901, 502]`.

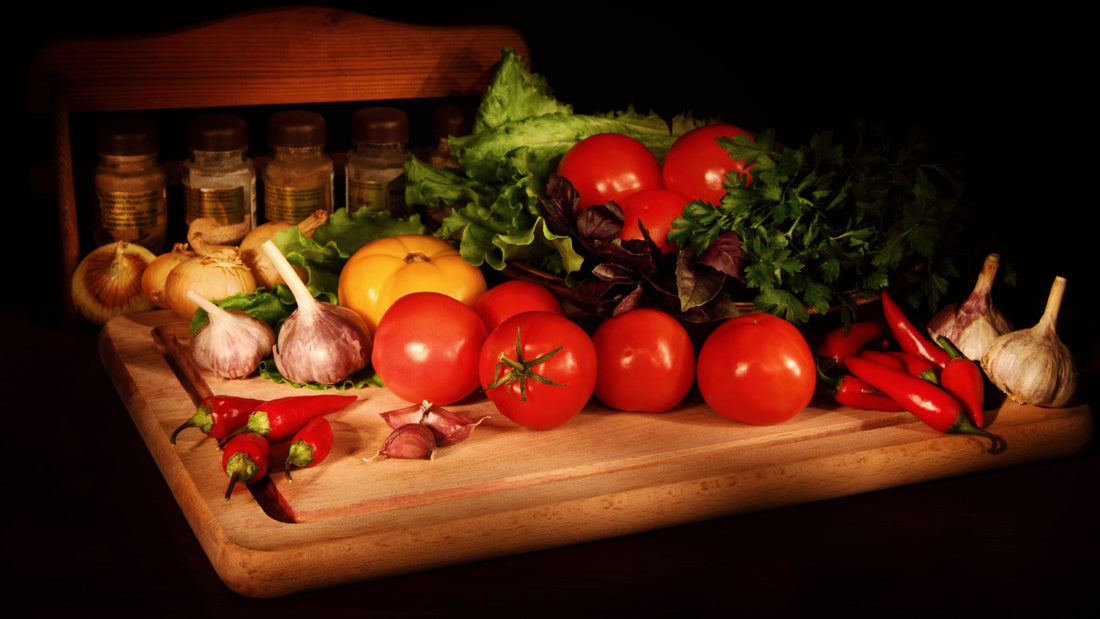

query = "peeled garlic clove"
[71, 241, 156, 326]
[187, 290, 275, 379]
[928, 253, 1013, 360]
[981, 276, 1078, 407]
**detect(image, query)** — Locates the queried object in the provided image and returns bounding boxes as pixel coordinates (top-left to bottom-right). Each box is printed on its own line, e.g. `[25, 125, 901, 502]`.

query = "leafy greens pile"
[407, 48, 971, 327]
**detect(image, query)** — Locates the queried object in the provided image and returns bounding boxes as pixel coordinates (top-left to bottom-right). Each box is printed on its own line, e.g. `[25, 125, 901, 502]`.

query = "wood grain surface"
[97, 309, 1095, 598]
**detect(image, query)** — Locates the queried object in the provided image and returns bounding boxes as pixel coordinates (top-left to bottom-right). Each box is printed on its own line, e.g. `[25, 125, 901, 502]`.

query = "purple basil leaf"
[576, 201, 623, 242]
[540, 174, 580, 236]
[697, 230, 745, 282]
[676, 250, 730, 311]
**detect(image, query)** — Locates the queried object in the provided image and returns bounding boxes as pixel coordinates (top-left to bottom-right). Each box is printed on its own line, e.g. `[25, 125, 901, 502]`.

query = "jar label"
[264, 184, 331, 224]
[347, 176, 407, 215]
[185, 186, 247, 225]
[94, 188, 167, 252]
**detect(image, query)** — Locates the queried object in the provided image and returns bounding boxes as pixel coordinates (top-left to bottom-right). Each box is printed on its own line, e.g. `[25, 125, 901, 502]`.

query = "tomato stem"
[484, 326, 565, 402]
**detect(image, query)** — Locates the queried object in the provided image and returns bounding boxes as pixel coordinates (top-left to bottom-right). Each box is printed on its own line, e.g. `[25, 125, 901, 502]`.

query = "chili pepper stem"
[949, 414, 1007, 455]
[224, 472, 244, 501]
[169, 405, 212, 445]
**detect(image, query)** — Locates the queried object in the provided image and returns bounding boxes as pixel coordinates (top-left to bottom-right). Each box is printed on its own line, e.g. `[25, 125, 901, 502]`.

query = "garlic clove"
[423, 406, 490, 446]
[981, 275, 1078, 407]
[363, 424, 437, 461]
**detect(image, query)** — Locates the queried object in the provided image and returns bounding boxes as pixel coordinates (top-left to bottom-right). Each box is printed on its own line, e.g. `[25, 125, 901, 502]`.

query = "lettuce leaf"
[409, 48, 704, 280]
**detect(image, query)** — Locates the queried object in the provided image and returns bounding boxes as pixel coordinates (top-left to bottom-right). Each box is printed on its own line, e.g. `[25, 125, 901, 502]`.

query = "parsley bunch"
[668, 124, 969, 326]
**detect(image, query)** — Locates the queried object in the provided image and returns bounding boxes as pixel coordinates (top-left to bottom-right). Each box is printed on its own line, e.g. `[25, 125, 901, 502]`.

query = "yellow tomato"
[337, 234, 487, 331]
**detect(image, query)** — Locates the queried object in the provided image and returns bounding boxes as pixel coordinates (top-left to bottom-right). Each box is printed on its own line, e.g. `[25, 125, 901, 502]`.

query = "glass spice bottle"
[93, 118, 168, 253]
[345, 106, 410, 217]
[427, 103, 468, 171]
[181, 113, 256, 244]
[262, 110, 333, 224]
[424, 103, 470, 226]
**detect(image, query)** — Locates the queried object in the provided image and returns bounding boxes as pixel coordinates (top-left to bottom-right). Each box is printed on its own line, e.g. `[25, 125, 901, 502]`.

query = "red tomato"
[617, 188, 690, 253]
[473, 279, 565, 332]
[662, 124, 754, 205]
[696, 313, 815, 425]
[557, 133, 661, 209]
[371, 291, 488, 405]
[479, 311, 597, 430]
[592, 308, 695, 412]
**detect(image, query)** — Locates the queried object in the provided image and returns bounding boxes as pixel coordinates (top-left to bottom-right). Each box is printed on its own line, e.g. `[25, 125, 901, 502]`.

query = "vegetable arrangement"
[74, 48, 1086, 501]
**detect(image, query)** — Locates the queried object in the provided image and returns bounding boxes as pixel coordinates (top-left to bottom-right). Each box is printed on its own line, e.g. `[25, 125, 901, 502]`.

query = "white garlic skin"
[191, 308, 276, 379]
[980, 275, 1078, 408]
[273, 303, 372, 385]
[981, 328, 1078, 407]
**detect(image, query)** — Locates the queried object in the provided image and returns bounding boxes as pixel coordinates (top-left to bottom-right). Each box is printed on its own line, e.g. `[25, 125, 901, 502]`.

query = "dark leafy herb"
[666, 123, 969, 326]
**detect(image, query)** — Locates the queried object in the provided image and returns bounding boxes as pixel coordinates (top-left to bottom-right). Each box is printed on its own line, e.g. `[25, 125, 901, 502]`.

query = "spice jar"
[428, 103, 468, 171]
[93, 118, 168, 253]
[262, 110, 333, 224]
[345, 106, 410, 217]
[181, 113, 256, 244]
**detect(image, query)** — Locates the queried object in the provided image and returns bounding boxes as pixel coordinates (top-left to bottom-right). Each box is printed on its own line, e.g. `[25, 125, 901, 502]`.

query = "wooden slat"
[28, 7, 529, 113]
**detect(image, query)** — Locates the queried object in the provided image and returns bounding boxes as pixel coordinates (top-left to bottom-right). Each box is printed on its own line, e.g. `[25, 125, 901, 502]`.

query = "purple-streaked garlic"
[187, 289, 275, 379]
[927, 253, 1013, 360]
[363, 424, 437, 461]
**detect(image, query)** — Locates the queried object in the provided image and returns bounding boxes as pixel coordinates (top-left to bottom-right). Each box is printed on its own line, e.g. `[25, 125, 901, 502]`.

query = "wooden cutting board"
[99, 309, 1094, 598]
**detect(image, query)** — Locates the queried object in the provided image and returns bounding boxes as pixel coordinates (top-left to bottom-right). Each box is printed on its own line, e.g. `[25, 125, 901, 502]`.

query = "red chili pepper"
[885, 350, 941, 384]
[169, 395, 264, 445]
[937, 335, 987, 429]
[816, 363, 904, 412]
[218, 394, 357, 447]
[284, 416, 334, 482]
[880, 288, 952, 368]
[814, 321, 886, 372]
[846, 357, 1005, 454]
[221, 432, 270, 501]
[855, 349, 907, 373]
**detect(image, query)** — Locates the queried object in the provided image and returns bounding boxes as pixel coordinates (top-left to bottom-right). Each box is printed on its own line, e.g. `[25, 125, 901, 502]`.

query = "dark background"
[15, 3, 1098, 617]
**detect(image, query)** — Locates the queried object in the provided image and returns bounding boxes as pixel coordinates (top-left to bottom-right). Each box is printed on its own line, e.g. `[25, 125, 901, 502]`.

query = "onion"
[70, 241, 156, 326]
[927, 253, 1013, 360]
[981, 275, 1078, 407]
[187, 289, 275, 379]
[164, 234, 256, 320]
[259, 240, 371, 385]
[141, 243, 196, 308]
[240, 209, 328, 289]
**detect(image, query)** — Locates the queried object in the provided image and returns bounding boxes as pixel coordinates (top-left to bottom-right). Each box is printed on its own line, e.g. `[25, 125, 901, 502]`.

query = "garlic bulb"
[927, 253, 1013, 360]
[186, 289, 275, 379]
[70, 241, 156, 326]
[260, 240, 372, 385]
[981, 275, 1078, 407]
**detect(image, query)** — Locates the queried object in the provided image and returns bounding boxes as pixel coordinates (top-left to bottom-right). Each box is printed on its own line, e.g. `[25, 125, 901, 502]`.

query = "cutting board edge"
[205, 404, 1094, 598]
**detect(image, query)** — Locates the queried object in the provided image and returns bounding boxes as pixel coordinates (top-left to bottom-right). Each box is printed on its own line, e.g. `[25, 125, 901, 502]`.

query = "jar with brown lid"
[345, 106, 410, 217]
[262, 110, 333, 224]
[181, 113, 256, 244]
[93, 118, 168, 253]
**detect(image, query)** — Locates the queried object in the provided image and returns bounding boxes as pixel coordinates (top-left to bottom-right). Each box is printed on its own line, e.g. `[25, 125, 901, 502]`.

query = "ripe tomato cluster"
[359, 272, 816, 430]
[555, 124, 754, 253]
